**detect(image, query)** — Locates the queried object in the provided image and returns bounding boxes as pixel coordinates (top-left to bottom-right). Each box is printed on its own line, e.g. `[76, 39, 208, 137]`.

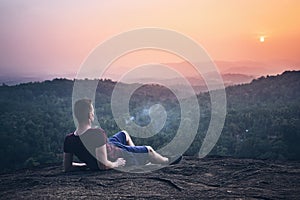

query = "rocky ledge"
[1, 156, 299, 199]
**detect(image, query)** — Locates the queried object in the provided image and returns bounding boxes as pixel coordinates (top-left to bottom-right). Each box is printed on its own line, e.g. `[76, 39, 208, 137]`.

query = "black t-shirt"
[63, 128, 107, 170]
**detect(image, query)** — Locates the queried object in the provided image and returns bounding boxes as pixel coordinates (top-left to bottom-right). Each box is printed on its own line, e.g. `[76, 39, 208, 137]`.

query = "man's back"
[63, 128, 107, 170]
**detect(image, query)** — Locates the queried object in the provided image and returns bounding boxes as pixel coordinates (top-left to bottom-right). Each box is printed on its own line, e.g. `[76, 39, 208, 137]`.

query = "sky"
[0, 0, 299, 81]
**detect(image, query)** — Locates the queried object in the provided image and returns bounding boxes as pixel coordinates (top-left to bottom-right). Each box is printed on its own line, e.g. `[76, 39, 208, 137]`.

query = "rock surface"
[1, 156, 300, 199]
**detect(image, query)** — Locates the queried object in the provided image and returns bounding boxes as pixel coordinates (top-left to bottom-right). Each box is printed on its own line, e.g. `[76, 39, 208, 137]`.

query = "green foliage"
[0, 72, 299, 172]
[209, 71, 300, 160]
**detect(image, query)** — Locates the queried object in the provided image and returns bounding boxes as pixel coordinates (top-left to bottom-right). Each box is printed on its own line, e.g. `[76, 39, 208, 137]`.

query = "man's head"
[74, 99, 94, 125]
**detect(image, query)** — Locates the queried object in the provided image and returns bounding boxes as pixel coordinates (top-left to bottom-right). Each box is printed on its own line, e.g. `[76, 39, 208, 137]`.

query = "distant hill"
[164, 60, 299, 77]
[225, 70, 300, 105]
[0, 76, 45, 86]
[124, 73, 254, 94]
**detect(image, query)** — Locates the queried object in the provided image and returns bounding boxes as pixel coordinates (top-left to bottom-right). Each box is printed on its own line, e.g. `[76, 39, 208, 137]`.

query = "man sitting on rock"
[63, 98, 181, 172]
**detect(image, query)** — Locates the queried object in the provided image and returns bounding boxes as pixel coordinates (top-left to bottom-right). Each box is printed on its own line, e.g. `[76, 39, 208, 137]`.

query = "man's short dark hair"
[74, 99, 92, 124]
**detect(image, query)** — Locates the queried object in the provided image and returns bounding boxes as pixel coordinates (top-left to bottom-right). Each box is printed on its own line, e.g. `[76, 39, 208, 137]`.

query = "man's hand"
[114, 158, 126, 168]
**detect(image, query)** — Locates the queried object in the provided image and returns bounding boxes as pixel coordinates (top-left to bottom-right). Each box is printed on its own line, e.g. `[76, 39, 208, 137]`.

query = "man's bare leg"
[146, 146, 169, 164]
[123, 130, 169, 164]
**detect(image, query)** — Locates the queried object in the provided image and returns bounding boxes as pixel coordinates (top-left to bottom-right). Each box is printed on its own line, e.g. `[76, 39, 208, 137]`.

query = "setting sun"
[260, 36, 265, 43]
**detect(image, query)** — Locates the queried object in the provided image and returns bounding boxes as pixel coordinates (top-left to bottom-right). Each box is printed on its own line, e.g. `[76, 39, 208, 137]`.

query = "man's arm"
[95, 145, 126, 169]
[63, 153, 87, 172]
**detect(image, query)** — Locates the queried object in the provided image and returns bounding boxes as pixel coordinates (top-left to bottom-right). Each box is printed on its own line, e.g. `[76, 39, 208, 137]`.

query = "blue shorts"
[108, 131, 149, 166]
[108, 131, 148, 153]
